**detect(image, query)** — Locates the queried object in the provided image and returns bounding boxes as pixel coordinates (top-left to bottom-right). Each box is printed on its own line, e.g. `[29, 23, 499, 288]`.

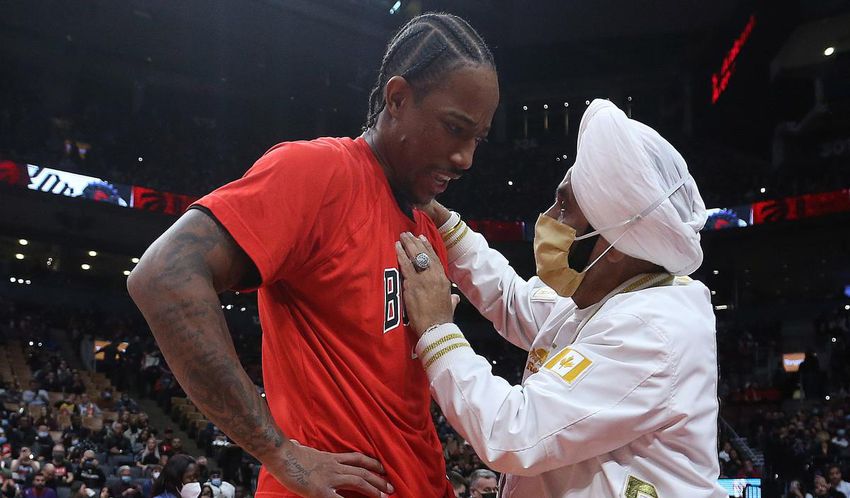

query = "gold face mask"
[533, 214, 586, 297]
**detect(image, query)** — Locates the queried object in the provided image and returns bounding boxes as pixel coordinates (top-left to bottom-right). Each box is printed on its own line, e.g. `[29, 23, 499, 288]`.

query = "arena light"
[832, 337, 837, 343]
[507, 180, 513, 186]
[711, 14, 756, 103]
[18, 239, 28, 245]
[759, 187, 766, 193]
[25, 280, 31, 285]
[711, 290, 717, 295]
[15, 253, 24, 260]
[132, 257, 140, 264]
[713, 269, 719, 275]
[826, 395, 831, 401]
[543, 104, 548, 110]
[562, 154, 568, 159]
[9, 277, 15, 283]
[138, 157, 144, 162]
[240, 307, 246, 312]
[845, 304, 850, 311]
[388, 0, 401, 14]
[714, 304, 729, 311]
[522, 105, 528, 111]
[81, 264, 91, 270]
[123, 270, 131, 276]
[88, 251, 98, 257]
[16, 279, 23, 284]
[564, 102, 569, 107]
[824, 46, 835, 56]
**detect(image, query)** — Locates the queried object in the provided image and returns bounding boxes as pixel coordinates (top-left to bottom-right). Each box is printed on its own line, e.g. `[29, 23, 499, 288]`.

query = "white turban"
[571, 99, 706, 275]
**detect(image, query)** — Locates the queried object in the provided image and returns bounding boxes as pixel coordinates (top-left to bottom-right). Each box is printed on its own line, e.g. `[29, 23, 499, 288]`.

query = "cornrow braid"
[364, 12, 495, 130]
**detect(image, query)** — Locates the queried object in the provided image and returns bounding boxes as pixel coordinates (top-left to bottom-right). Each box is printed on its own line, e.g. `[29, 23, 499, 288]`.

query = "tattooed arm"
[127, 209, 393, 498]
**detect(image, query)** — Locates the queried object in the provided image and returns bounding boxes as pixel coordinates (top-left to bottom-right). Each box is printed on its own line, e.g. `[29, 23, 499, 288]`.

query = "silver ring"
[413, 252, 431, 272]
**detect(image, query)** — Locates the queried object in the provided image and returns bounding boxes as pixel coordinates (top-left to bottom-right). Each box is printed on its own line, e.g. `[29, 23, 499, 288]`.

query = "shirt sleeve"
[192, 140, 349, 287]
[414, 312, 675, 475]
[441, 223, 566, 351]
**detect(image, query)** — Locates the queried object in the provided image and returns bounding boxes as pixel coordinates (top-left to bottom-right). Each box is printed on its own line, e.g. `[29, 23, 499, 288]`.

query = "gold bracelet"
[441, 218, 465, 242]
[445, 224, 470, 250]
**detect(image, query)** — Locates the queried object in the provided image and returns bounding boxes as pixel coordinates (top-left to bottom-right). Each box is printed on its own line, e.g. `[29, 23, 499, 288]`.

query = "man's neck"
[363, 128, 415, 220]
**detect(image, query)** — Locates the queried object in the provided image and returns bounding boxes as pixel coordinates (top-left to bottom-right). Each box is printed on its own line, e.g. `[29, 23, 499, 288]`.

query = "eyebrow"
[445, 109, 490, 134]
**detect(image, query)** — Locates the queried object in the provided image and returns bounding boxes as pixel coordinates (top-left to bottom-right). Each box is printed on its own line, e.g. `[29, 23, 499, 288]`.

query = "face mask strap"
[574, 174, 689, 242]
[574, 175, 689, 273]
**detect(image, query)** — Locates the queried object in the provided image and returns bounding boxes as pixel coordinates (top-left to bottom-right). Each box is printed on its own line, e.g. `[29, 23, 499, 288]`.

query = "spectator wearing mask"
[203, 472, 233, 498]
[33, 426, 53, 460]
[23, 473, 56, 498]
[144, 465, 162, 482]
[468, 469, 498, 498]
[75, 451, 104, 491]
[61, 416, 94, 459]
[829, 466, 850, 497]
[151, 455, 199, 498]
[107, 466, 141, 498]
[48, 446, 73, 488]
[11, 448, 39, 485]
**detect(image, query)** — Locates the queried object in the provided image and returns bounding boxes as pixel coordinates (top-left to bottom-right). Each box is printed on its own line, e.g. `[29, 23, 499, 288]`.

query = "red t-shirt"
[194, 136, 453, 498]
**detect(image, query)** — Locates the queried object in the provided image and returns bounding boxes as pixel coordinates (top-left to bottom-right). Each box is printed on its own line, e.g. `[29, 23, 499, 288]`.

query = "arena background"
[1, 1, 849, 497]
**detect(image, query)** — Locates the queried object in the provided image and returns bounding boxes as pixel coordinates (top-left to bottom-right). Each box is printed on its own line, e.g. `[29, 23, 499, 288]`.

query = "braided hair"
[364, 12, 495, 129]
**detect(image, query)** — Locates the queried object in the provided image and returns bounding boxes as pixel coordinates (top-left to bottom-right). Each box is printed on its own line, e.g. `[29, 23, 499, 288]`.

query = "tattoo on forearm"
[136, 212, 284, 459]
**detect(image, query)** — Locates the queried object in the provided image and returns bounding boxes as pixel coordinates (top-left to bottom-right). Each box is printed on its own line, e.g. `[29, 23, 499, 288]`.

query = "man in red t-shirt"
[128, 12, 499, 498]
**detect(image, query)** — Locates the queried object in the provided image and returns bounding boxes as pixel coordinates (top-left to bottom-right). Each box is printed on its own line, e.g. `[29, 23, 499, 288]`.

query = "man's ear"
[384, 75, 413, 119]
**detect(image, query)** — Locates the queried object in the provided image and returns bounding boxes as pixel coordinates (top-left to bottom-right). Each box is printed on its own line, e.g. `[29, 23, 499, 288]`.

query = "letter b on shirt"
[384, 268, 400, 333]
